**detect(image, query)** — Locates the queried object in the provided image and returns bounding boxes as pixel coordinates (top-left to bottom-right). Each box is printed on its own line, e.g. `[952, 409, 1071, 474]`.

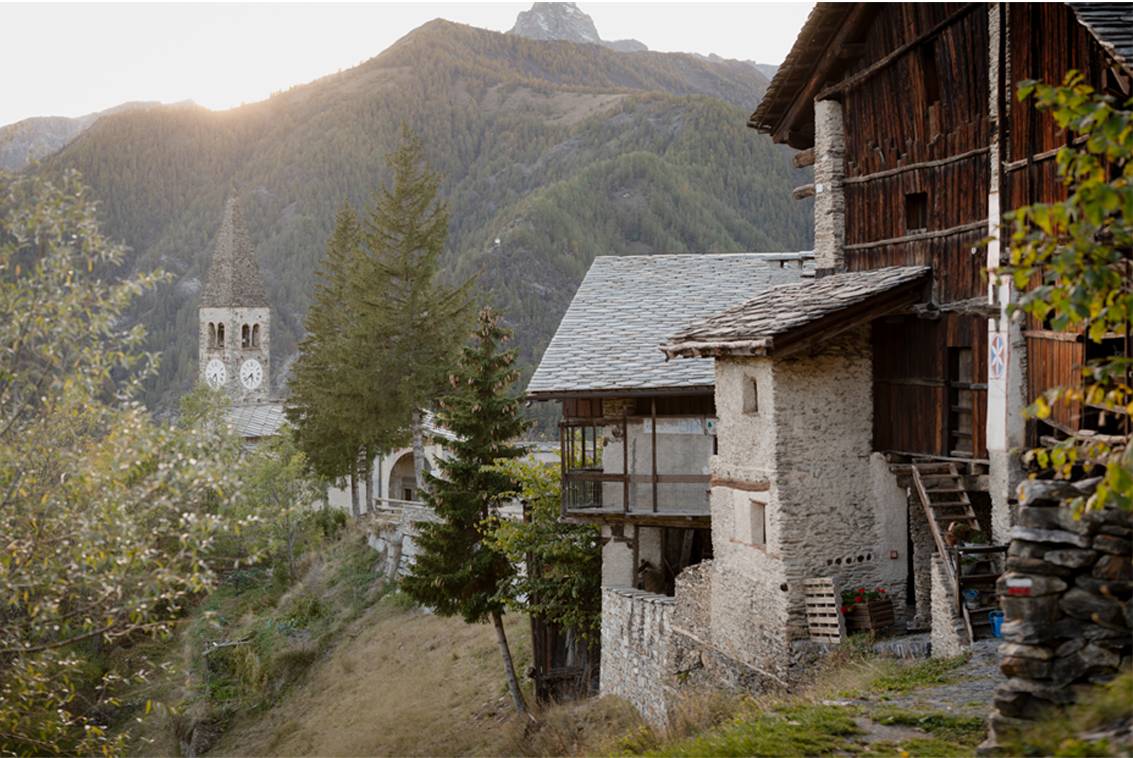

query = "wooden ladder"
[911, 462, 1002, 642]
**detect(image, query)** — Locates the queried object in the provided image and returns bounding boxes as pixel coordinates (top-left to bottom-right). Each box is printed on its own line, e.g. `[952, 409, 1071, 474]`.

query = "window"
[734, 492, 767, 546]
[403, 487, 415, 502]
[216, 323, 225, 347]
[208, 322, 217, 348]
[905, 192, 929, 233]
[251, 323, 261, 348]
[241, 324, 251, 348]
[742, 376, 759, 415]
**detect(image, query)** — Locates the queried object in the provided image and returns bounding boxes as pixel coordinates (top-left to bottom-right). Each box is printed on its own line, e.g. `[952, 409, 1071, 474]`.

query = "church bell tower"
[199, 197, 271, 404]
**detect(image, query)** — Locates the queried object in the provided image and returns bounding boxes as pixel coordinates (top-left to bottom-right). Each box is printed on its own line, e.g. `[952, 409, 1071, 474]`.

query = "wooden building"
[749, 2, 1132, 519]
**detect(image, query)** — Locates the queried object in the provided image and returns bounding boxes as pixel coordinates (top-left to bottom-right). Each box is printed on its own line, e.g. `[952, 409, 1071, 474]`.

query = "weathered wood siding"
[837, 4, 990, 457]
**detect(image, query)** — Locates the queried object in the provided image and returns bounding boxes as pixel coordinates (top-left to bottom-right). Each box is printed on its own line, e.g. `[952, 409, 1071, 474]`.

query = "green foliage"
[486, 456, 601, 639]
[867, 655, 969, 694]
[36, 22, 812, 412]
[401, 307, 528, 623]
[0, 172, 250, 756]
[1002, 73, 1133, 511]
[286, 203, 368, 484]
[646, 703, 863, 757]
[352, 125, 473, 448]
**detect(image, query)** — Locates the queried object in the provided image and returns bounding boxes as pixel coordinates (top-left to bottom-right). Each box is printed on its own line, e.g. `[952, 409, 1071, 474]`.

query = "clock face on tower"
[205, 359, 227, 388]
[240, 359, 264, 390]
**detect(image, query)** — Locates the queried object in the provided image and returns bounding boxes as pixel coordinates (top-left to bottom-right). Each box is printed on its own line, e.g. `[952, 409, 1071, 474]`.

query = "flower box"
[841, 586, 895, 634]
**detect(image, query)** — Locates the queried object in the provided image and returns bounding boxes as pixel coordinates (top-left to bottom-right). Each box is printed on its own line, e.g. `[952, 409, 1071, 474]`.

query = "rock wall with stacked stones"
[987, 480, 1132, 746]
[599, 587, 674, 727]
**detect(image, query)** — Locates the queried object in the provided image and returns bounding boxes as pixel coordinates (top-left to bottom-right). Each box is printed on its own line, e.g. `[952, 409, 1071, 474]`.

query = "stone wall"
[987, 480, 1132, 746]
[600, 587, 675, 727]
[813, 99, 846, 275]
[930, 555, 967, 658]
[367, 502, 439, 579]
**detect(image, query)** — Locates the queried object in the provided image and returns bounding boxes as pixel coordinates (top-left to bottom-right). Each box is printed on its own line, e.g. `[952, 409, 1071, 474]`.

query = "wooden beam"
[793, 148, 815, 168]
[816, 4, 980, 100]
[842, 220, 987, 252]
[771, 4, 876, 145]
[710, 477, 771, 492]
[792, 183, 816, 200]
[844, 147, 989, 185]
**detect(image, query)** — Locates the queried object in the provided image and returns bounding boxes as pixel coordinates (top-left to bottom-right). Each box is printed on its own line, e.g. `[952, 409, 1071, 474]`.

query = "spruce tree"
[352, 125, 473, 491]
[286, 203, 366, 513]
[402, 307, 531, 715]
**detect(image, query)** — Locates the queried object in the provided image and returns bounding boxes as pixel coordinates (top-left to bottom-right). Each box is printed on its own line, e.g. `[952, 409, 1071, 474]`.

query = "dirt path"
[212, 601, 531, 757]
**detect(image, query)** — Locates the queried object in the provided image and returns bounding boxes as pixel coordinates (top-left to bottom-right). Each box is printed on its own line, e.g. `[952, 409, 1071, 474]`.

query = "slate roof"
[1069, 4, 1133, 73]
[526, 253, 813, 397]
[230, 404, 454, 443]
[227, 403, 285, 440]
[663, 266, 931, 359]
[201, 197, 269, 308]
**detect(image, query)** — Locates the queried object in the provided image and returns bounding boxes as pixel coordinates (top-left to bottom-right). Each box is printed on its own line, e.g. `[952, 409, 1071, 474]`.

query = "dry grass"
[209, 594, 536, 757]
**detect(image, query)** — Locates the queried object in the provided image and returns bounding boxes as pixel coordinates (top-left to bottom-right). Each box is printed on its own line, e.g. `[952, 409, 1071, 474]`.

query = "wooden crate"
[845, 598, 895, 633]
[803, 577, 845, 643]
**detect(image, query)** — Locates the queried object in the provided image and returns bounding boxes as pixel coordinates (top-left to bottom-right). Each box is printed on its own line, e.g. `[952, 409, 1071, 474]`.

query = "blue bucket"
[989, 610, 1004, 638]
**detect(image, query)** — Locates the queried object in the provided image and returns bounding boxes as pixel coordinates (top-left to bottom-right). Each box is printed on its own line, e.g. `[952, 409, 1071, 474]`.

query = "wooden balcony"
[560, 413, 713, 528]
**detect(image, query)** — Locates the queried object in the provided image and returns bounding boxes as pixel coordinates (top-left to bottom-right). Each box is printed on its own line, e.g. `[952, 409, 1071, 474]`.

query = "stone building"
[537, 2, 1131, 728]
[199, 197, 272, 405]
[526, 252, 812, 720]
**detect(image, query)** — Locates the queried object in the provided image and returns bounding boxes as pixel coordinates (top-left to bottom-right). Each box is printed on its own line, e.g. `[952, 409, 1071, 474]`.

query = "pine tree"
[286, 203, 366, 513]
[402, 307, 531, 715]
[352, 125, 473, 492]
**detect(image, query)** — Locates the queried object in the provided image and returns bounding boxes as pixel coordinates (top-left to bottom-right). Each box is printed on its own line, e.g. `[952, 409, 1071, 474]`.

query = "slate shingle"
[526, 253, 813, 396]
[663, 266, 930, 357]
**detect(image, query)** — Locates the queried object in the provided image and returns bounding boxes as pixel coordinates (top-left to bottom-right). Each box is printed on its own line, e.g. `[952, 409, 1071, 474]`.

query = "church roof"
[227, 403, 286, 440]
[526, 253, 813, 398]
[662, 266, 930, 359]
[201, 197, 269, 308]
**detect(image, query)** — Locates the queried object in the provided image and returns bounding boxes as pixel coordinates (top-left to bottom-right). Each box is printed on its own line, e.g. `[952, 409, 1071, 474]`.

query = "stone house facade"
[526, 253, 812, 720]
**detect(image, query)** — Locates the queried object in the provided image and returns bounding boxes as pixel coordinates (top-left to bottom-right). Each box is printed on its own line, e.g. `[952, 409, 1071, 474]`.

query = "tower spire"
[201, 196, 268, 307]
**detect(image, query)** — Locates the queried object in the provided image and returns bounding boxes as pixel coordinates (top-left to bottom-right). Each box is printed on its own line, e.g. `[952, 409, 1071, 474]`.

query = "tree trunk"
[363, 448, 373, 514]
[349, 465, 360, 518]
[491, 609, 528, 716]
[411, 408, 428, 498]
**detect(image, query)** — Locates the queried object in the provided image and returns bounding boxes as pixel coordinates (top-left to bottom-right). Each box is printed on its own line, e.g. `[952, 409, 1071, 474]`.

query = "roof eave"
[526, 384, 716, 401]
[661, 339, 772, 360]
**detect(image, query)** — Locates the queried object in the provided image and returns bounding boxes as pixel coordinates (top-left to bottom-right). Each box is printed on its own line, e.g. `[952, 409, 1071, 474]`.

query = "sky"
[0, 2, 814, 126]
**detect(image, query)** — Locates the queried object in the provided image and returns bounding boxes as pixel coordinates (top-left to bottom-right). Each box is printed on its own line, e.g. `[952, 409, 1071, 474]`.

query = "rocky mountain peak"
[509, 2, 647, 53]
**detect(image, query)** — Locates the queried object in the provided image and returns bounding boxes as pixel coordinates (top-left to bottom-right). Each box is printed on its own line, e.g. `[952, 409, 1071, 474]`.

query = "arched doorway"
[389, 452, 418, 502]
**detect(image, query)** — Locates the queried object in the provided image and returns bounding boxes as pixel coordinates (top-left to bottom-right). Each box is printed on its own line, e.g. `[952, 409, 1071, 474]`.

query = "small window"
[251, 323, 261, 348]
[216, 323, 225, 347]
[208, 322, 217, 348]
[905, 192, 929, 233]
[734, 494, 767, 546]
[742, 376, 759, 415]
[403, 487, 415, 502]
[241, 324, 251, 348]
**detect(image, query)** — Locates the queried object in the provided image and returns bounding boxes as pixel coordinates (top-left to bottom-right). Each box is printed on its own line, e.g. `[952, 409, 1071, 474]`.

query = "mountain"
[510, 2, 647, 53]
[0, 101, 165, 171]
[35, 16, 812, 409]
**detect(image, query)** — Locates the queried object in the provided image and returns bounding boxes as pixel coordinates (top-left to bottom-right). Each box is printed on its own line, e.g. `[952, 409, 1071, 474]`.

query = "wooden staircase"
[911, 462, 1006, 642]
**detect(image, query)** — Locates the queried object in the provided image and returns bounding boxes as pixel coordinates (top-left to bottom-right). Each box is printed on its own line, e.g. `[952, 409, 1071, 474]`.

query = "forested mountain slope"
[39, 18, 813, 408]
